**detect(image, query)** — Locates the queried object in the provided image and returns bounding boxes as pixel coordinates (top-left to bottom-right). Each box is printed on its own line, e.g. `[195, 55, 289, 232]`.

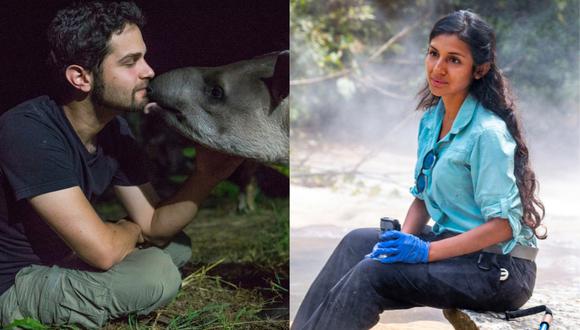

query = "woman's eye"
[428, 50, 438, 57]
[449, 57, 461, 64]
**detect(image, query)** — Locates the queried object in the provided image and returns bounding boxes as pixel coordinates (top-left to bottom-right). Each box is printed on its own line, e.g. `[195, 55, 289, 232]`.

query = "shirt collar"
[448, 93, 479, 135]
[429, 94, 479, 148]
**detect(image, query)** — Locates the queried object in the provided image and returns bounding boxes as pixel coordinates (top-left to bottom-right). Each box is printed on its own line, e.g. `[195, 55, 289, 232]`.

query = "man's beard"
[91, 71, 146, 112]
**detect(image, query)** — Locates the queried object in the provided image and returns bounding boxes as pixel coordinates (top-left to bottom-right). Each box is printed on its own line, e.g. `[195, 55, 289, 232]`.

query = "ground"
[103, 195, 289, 330]
[5, 189, 289, 330]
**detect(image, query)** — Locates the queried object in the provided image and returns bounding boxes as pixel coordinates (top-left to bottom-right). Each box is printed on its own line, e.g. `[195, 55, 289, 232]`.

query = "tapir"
[145, 51, 289, 164]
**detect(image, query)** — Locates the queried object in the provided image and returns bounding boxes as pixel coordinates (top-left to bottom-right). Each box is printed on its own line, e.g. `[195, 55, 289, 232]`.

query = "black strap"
[505, 305, 550, 320]
[505, 305, 552, 329]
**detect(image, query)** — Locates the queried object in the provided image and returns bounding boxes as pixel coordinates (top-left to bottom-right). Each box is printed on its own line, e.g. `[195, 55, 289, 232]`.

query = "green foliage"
[187, 198, 289, 270]
[95, 196, 288, 330]
[447, 0, 579, 103]
[181, 147, 196, 159]
[210, 181, 241, 200]
[269, 164, 290, 177]
[168, 174, 188, 184]
[292, 0, 380, 72]
[4, 318, 47, 330]
[291, 0, 579, 126]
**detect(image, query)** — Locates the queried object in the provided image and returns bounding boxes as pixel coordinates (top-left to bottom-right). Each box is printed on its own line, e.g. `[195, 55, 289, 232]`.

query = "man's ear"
[473, 62, 491, 80]
[64, 65, 93, 93]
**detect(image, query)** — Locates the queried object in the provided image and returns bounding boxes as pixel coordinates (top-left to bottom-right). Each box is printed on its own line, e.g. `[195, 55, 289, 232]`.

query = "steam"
[291, 3, 579, 176]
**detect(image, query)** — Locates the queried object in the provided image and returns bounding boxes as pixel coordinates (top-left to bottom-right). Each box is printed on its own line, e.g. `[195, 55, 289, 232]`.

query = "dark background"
[0, 0, 289, 113]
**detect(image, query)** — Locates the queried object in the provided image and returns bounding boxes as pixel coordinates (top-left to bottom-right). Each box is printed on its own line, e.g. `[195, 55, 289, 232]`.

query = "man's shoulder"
[0, 96, 57, 125]
[0, 96, 64, 146]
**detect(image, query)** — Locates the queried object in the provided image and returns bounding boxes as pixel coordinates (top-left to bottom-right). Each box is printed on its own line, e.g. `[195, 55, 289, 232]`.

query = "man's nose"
[141, 60, 155, 80]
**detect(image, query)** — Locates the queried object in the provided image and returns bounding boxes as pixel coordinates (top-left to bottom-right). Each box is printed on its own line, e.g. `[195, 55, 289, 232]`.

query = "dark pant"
[292, 228, 536, 330]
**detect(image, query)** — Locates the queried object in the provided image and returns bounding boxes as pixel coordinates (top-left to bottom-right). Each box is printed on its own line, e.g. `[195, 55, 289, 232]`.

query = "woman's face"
[425, 34, 475, 101]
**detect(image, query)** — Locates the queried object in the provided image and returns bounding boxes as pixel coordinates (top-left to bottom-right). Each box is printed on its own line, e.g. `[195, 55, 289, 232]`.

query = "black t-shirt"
[0, 96, 149, 295]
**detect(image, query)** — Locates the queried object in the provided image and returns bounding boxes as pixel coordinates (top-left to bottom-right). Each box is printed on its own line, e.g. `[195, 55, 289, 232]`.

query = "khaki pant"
[0, 232, 192, 329]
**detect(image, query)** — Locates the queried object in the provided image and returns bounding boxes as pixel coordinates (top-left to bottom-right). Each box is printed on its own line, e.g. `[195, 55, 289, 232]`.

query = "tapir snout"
[146, 52, 289, 164]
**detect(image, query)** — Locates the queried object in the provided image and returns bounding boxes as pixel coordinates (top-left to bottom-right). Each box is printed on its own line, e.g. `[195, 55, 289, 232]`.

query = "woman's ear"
[473, 62, 491, 80]
[64, 65, 93, 93]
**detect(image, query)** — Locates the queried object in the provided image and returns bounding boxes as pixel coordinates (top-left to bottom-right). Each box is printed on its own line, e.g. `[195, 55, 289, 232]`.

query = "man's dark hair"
[46, 1, 145, 95]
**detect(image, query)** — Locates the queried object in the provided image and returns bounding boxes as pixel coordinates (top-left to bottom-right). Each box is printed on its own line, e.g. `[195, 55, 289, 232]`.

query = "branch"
[367, 18, 421, 62]
[290, 9, 432, 87]
[354, 75, 411, 100]
[290, 69, 351, 85]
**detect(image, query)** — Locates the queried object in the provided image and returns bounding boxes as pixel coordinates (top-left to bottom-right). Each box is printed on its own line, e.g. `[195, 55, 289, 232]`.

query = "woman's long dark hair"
[417, 10, 546, 239]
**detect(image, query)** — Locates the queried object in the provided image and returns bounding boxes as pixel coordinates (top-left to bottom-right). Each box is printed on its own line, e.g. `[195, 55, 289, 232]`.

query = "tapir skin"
[145, 52, 289, 164]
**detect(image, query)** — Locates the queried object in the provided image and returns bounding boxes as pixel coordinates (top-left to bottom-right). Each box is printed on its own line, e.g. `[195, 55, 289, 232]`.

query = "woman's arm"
[368, 217, 512, 264]
[428, 217, 512, 262]
[401, 198, 430, 235]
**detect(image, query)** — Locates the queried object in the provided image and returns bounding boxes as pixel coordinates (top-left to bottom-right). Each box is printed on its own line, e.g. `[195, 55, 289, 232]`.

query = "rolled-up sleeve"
[469, 128, 523, 253]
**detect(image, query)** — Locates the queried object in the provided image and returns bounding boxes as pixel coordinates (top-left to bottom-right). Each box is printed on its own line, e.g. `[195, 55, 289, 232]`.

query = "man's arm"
[29, 186, 142, 270]
[115, 146, 242, 246]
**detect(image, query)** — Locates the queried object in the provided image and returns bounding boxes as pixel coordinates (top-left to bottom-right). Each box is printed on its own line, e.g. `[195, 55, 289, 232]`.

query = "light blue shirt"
[410, 94, 536, 253]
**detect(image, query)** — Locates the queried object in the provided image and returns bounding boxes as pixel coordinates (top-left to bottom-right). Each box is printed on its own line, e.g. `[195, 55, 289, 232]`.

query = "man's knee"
[111, 248, 181, 313]
[163, 231, 192, 268]
[139, 248, 182, 303]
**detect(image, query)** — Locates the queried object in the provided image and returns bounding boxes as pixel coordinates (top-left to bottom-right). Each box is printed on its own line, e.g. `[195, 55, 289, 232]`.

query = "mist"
[291, 2, 579, 171]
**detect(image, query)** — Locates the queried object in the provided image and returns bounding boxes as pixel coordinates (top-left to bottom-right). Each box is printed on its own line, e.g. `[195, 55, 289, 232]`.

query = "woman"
[292, 10, 545, 330]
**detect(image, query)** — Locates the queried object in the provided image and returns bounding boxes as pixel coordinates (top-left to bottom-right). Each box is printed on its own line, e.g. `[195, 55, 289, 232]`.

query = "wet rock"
[443, 287, 579, 329]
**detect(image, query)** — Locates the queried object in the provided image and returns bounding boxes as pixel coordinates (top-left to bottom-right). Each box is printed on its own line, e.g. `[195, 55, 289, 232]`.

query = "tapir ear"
[251, 51, 288, 78]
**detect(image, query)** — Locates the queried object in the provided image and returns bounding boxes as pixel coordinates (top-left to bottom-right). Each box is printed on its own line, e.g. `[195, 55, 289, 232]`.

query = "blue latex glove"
[365, 231, 430, 264]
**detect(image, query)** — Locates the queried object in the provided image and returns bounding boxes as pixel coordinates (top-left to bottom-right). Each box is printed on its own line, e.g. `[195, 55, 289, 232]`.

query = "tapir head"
[145, 52, 289, 164]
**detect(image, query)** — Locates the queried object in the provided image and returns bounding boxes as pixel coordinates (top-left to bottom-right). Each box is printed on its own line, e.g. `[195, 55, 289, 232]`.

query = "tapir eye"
[206, 85, 224, 100]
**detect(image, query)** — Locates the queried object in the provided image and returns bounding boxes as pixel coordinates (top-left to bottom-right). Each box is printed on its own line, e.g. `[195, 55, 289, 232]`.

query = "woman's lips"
[430, 78, 448, 88]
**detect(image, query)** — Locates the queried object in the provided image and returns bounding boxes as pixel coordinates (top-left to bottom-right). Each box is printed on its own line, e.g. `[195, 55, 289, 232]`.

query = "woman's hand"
[366, 231, 430, 264]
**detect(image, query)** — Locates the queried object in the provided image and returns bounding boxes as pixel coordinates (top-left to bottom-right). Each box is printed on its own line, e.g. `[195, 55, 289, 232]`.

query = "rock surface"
[443, 287, 579, 329]
[372, 321, 452, 329]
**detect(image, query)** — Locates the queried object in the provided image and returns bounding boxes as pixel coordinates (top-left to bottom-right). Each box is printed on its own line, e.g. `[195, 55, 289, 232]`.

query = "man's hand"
[365, 231, 430, 264]
[114, 145, 244, 247]
[194, 144, 244, 182]
[115, 219, 145, 244]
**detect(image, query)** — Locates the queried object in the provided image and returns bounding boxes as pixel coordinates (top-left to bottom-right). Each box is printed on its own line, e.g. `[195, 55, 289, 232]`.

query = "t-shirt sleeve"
[0, 114, 78, 201]
[469, 128, 523, 252]
[109, 118, 150, 187]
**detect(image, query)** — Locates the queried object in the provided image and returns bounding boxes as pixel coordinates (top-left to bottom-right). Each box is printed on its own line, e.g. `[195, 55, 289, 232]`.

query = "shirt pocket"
[432, 148, 472, 199]
[58, 272, 111, 328]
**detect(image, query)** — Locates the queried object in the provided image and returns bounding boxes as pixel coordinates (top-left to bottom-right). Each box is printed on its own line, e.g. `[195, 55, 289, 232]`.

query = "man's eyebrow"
[428, 45, 466, 57]
[118, 51, 145, 63]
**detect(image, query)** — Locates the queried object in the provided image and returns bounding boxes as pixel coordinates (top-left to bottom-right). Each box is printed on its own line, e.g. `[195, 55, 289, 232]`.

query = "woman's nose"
[433, 59, 446, 75]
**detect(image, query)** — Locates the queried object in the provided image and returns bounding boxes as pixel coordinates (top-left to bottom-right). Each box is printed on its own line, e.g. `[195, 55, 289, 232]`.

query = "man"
[0, 2, 241, 328]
